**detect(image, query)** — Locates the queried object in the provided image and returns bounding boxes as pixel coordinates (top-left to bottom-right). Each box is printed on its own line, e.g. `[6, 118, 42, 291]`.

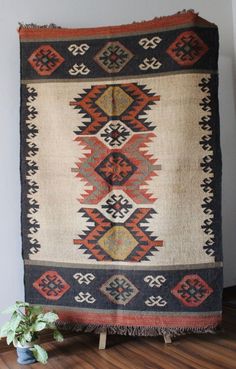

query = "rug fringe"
[18, 10, 198, 30]
[132, 9, 197, 25]
[56, 321, 221, 337]
[18, 22, 61, 30]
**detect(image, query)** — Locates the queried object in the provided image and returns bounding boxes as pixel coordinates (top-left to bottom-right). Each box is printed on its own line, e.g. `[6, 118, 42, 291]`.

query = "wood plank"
[115, 344, 168, 369]
[0, 309, 236, 369]
[45, 341, 93, 369]
[182, 340, 236, 369]
[0, 350, 35, 369]
[126, 339, 199, 369]
[118, 340, 193, 369]
[146, 337, 223, 369]
[0, 356, 11, 369]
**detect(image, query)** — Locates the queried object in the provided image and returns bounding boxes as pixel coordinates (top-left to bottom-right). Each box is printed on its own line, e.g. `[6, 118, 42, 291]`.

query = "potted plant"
[0, 301, 63, 365]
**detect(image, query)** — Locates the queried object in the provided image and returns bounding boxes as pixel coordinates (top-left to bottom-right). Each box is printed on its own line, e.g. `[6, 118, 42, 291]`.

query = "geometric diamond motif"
[33, 271, 70, 300]
[166, 31, 208, 66]
[98, 121, 132, 148]
[28, 45, 64, 76]
[70, 83, 160, 135]
[74, 207, 163, 262]
[100, 274, 139, 305]
[98, 225, 138, 261]
[100, 190, 135, 223]
[72, 133, 160, 204]
[171, 274, 213, 307]
[94, 41, 134, 73]
[95, 152, 137, 186]
[95, 86, 134, 116]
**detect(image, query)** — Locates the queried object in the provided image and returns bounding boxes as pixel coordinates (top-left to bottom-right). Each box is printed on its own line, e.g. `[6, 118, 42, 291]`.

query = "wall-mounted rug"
[19, 10, 222, 336]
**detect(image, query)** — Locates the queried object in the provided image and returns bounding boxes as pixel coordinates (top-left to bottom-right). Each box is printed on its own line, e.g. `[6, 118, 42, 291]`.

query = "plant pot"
[15, 342, 36, 365]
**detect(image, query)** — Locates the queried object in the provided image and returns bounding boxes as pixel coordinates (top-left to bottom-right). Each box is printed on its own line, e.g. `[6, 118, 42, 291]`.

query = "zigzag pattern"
[69, 83, 160, 135]
[125, 208, 163, 261]
[71, 85, 107, 135]
[74, 208, 111, 261]
[72, 133, 160, 204]
[199, 77, 215, 257]
[72, 137, 106, 204]
[71, 82, 163, 262]
[121, 133, 160, 203]
[74, 208, 163, 261]
[21, 86, 40, 257]
[119, 84, 159, 131]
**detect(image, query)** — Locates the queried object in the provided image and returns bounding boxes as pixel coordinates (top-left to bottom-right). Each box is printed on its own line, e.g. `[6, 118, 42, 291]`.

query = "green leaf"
[6, 330, 15, 345]
[53, 330, 63, 342]
[8, 314, 22, 332]
[31, 344, 48, 364]
[19, 336, 26, 346]
[41, 312, 59, 324]
[33, 322, 46, 332]
[2, 304, 18, 315]
[2, 302, 29, 314]
[48, 323, 57, 330]
[16, 301, 29, 307]
[0, 315, 22, 340]
[15, 325, 24, 334]
[34, 313, 44, 321]
[27, 305, 43, 316]
[24, 331, 32, 342]
[0, 321, 10, 337]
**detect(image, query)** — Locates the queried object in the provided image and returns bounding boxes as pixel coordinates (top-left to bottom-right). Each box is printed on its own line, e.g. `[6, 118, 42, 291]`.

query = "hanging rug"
[19, 10, 222, 336]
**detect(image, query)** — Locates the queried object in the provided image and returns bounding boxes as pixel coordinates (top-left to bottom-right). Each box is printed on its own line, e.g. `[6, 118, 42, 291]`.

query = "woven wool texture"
[19, 10, 222, 335]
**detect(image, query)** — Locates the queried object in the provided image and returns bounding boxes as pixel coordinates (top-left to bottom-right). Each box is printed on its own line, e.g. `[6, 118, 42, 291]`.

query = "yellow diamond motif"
[98, 225, 138, 260]
[95, 86, 134, 116]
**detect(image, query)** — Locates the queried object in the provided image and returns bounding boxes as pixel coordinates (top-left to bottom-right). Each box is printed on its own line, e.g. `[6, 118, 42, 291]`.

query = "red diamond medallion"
[166, 31, 208, 66]
[33, 270, 70, 300]
[171, 274, 213, 307]
[28, 45, 64, 76]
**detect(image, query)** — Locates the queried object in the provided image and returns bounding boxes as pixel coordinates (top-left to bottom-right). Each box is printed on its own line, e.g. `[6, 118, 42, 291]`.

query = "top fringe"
[18, 9, 197, 30]
[131, 9, 197, 25]
[18, 22, 60, 30]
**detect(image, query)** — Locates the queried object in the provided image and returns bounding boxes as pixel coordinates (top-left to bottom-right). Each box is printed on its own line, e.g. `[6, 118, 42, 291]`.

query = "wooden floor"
[0, 308, 236, 369]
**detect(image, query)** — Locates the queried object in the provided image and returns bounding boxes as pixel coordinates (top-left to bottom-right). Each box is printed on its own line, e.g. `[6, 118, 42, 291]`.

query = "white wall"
[0, 0, 235, 325]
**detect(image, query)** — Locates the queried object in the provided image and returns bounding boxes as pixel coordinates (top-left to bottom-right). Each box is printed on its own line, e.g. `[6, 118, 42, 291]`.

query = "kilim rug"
[19, 10, 222, 336]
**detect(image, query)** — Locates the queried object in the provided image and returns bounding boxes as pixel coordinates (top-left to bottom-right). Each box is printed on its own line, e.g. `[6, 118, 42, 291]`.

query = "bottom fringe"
[56, 321, 221, 338]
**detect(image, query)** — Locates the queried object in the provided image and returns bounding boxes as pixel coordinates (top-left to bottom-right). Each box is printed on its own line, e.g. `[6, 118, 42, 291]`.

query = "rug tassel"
[18, 9, 198, 31]
[132, 9, 198, 25]
[56, 321, 222, 338]
[18, 22, 61, 30]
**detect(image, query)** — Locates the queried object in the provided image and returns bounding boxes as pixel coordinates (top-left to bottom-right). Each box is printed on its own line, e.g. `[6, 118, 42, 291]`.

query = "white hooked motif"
[68, 43, 90, 56]
[73, 272, 95, 285]
[144, 275, 166, 288]
[139, 36, 162, 49]
[145, 296, 167, 307]
[74, 292, 96, 304]
[139, 57, 162, 71]
[69, 63, 90, 76]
